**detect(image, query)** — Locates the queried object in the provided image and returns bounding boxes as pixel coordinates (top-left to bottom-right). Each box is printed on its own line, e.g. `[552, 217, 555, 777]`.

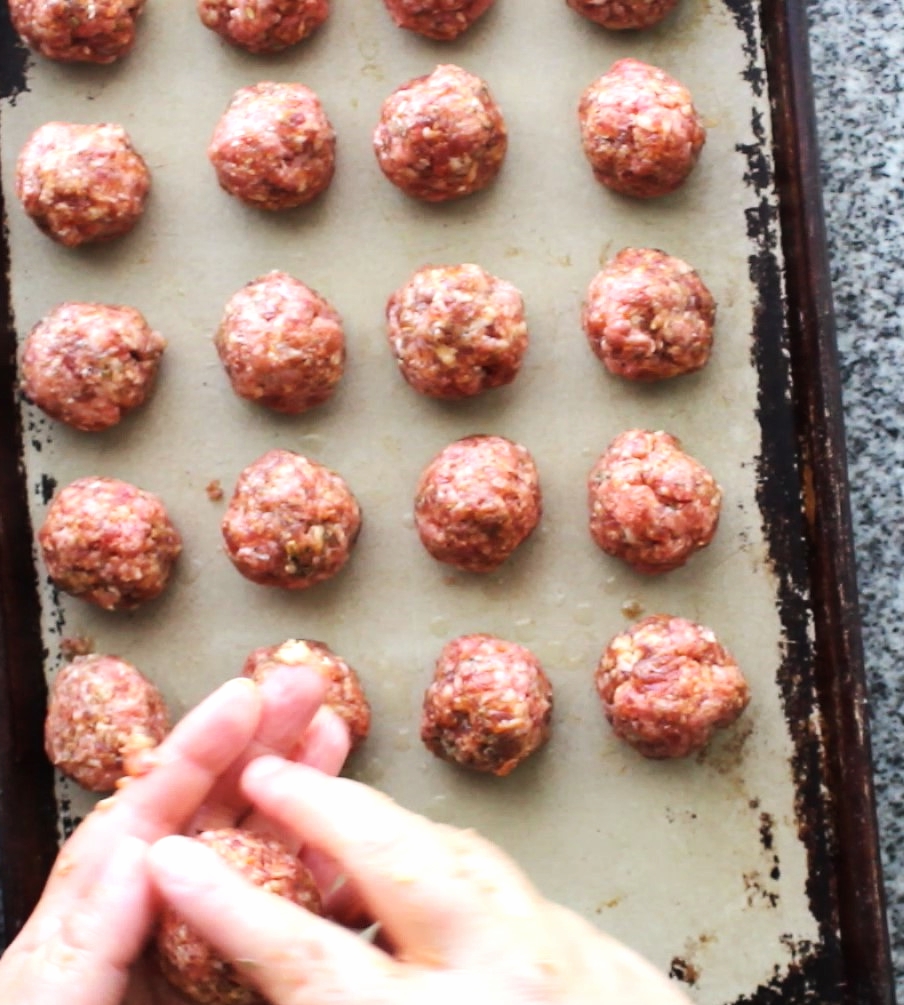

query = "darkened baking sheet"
[0, 1, 893, 1002]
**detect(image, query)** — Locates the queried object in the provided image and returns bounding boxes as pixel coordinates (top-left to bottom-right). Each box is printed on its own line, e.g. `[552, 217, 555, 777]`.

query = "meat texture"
[588, 429, 721, 573]
[15, 122, 150, 246]
[421, 634, 553, 775]
[244, 638, 370, 750]
[39, 477, 182, 610]
[45, 654, 169, 791]
[582, 248, 714, 381]
[415, 435, 542, 573]
[373, 64, 507, 202]
[578, 58, 705, 198]
[215, 271, 345, 414]
[596, 614, 750, 758]
[386, 263, 528, 399]
[222, 449, 361, 589]
[10, 0, 145, 63]
[208, 82, 336, 210]
[198, 0, 329, 53]
[21, 302, 166, 431]
[156, 828, 322, 1005]
[566, 0, 678, 30]
[382, 0, 497, 40]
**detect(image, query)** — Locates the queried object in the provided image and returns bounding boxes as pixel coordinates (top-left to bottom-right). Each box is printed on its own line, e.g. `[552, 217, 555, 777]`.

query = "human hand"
[0, 669, 350, 1005]
[149, 756, 692, 1005]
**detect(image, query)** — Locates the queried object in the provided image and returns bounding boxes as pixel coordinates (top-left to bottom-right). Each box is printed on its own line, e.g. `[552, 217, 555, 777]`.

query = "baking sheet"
[0, 0, 855, 1000]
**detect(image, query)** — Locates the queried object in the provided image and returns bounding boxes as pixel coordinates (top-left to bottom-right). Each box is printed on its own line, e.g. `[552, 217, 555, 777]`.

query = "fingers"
[240, 758, 544, 966]
[148, 835, 405, 1005]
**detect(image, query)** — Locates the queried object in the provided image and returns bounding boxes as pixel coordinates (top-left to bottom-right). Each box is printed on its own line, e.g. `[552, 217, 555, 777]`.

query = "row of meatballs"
[38, 431, 722, 612]
[20, 250, 714, 432]
[15, 60, 706, 248]
[11, 0, 684, 63]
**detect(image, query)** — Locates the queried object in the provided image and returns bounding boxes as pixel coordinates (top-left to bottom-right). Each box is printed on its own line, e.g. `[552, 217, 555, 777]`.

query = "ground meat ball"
[588, 430, 721, 573]
[578, 59, 705, 198]
[415, 435, 541, 573]
[222, 449, 361, 589]
[20, 302, 165, 431]
[157, 828, 321, 1005]
[198, 0, 329, 53]
[215, 272, 344, 414]
[566, 0, 678, 30]
[386, 264, 527, 399]
[596, 615, 750, 758]
[15, 122, 150, 247]
[421, 634, 552, 776]
[44, 654, 169, 791]
[208, 82, 336, 211]
[373, 64, 507, 203]
[382, 0, 496, 40]
[243, 639, 370, 750]
[38, 477, 182, 610]
[9, 0, 145, 63]
[583, 248, 714, 381]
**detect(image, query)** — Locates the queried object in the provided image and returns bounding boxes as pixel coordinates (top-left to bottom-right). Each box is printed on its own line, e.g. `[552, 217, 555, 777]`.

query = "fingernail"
[243, 754, 286, 785]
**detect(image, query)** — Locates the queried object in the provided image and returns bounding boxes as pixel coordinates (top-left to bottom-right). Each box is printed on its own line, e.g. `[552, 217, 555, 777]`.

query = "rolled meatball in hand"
[588, 429, 721, 573]
[374, 64, 507, 202]
[566, 0, 678, 30]
[10, 0, 145, 63]
[421, 634, 553, 775]
[415, 435, 542, 573]
[596, 615, 750, 758]
[382, 0, 497, 40]
[198, 0, 329, 53]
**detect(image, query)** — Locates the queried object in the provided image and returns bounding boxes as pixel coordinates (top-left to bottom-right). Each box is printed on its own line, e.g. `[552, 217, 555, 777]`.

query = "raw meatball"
[20, 302, 166, 431]
[208, 82, 336, 211]
[373, 64, 507, 202]
[198, 0, 329, 53]
[38, 477, 182, 610]
[215, 271, 345, 414]
[588, 429, 721, 573]
[582, 248, 714, 381]
[566, 0, 678, 30]
[421, 634, 552, 775]
[578, 59, 705, 198]
[10, 0, 145, 63]
[15, 122, 150, 247]
[44, 654, 169, 791]
[415, 435, 541, 573]
[386, 263, 527, 399]
[382, 0, 496, 40]
[596, 615, 750, 758]
[222, 449, 361, 589]
[157, 828, 321, 1005]
[244, 639, 370, 750]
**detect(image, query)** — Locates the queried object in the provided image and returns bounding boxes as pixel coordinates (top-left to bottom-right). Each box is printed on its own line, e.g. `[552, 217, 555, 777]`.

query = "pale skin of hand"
[0, 668, 350, 1005]
[149, 756, 694, 1005]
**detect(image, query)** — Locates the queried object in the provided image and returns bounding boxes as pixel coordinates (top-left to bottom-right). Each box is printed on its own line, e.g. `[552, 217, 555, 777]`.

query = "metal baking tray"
[0, 1, 893, 1002]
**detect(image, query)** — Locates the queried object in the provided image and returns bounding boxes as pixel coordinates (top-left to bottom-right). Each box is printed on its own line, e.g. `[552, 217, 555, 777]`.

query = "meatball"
[215, 271, 345, 414]
[157, 828, 322, 1005]
[208, 82, 336, 211]
[588, 429, 721, 573]
[373, 64, 507, 203]
[44, 654, 169, 791]
[15, 122, 150, 247]
[222, 449, 361, 589]
[596, 615, 750, 758]
[386, 264, 527, 399]
[20, 302, 166, 431]
[421, 634, 552, 776]
[582, 248, 714, 381]
[415, 435, 541, 573]
[198, 0, 329, 53]
[578, 59, 705, 198]
[243, 639, 370, 750]
[566, 0, 678, 30]
[382, 0, 496, 40]
[38, 477, 182, 610]
[10, 0, 145, 63]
